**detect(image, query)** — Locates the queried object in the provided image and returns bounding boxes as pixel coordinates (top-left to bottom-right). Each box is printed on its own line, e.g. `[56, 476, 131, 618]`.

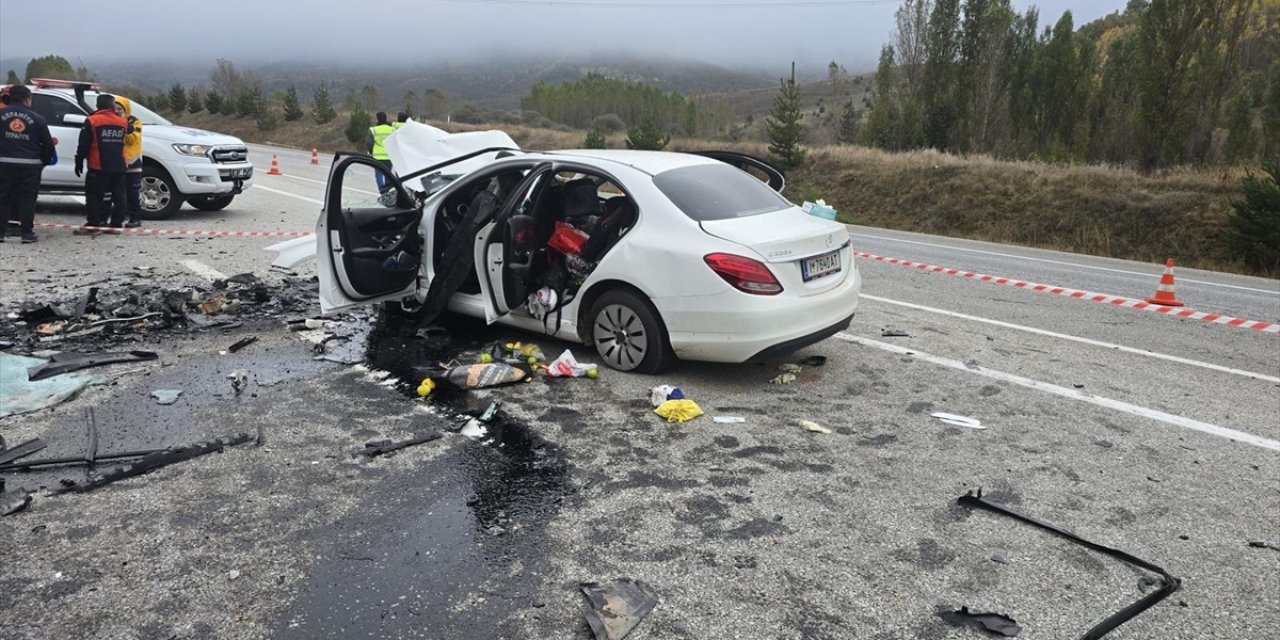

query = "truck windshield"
[84, 92, 172, 126]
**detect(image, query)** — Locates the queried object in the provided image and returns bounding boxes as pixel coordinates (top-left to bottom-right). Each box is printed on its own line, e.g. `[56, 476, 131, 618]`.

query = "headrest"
[562, 178, 600, 217]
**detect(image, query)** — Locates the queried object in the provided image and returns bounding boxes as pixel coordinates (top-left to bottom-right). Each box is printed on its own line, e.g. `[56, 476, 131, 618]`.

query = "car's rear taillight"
[704, 253, 783, 295]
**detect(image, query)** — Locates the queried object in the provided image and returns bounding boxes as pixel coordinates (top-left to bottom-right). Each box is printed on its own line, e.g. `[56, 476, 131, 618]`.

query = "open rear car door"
[689, 151, 786, 193]
[317, 153, 424, 314]
[473, 162, 555, 324]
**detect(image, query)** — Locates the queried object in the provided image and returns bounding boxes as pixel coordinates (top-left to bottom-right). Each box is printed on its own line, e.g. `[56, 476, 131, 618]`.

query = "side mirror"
[61, 113, 87, 126]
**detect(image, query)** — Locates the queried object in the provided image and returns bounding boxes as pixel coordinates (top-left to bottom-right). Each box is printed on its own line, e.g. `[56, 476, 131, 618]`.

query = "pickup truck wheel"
[188, 194, 235, 211]
[139, 166, 184, 220]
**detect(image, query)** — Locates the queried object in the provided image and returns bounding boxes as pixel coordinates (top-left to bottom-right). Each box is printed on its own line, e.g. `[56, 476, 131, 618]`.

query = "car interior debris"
[26, 350, 159, 381]
[54, 433, 254, 495]
[356, 432, 444, 458]
[580, 578, 659, 640]
[957, 489, 1181, 640]
[937, 606, 1022, 637]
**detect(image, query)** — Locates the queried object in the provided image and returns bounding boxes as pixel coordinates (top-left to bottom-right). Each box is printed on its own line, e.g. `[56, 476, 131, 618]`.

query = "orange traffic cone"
[267, 155, 282, 176]
[310, 148, 319, 165]
[1145, 258, 1184, 306]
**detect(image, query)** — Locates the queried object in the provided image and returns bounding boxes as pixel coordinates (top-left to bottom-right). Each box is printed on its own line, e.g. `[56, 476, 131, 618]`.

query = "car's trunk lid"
[700, 207, 852, 294]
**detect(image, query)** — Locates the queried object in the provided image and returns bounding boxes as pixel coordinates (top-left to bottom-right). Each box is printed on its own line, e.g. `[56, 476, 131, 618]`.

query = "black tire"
[188, 194, 235, 211]
[139, 165, 185, 220]
[588, 289, 673, 374]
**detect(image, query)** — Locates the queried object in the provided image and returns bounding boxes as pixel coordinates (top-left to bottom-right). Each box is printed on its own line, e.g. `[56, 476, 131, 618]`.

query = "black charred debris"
[0, 274, 320, 350]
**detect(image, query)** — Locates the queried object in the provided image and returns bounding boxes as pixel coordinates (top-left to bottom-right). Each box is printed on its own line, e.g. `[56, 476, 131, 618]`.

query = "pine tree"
[360, 85, 378, 111]
[584, 127, 607, 149]
[236, 85, 263, 118]
[167, 84, 187, 113]
[836, 102, 859, 144]
[1229, 160, 1280, 273]
[1222, 88, 1257, 163]
[205, 90, 223, 115]
[24, 55, 76, 82]
[5, 69, 19, 85]
[345, 108, 372, 146]
[922, 0, 962, 150]
[625, 118, 669, 150]
[403, 90, 418, 117]
[765, 63, 806, 169]
[863, 45, 899, 149]
[282, 84, 304, 122]
[150, 93, 169, 112]
[312, 82, 336, 124]
[187, 87, 204, 114]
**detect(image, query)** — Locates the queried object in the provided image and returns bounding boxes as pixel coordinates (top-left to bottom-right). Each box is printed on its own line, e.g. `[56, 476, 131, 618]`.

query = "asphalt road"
[1, 142, 1277, 640]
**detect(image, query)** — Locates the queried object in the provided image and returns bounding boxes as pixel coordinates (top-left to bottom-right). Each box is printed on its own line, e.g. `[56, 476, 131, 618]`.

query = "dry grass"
[179, 111, 1259, 276]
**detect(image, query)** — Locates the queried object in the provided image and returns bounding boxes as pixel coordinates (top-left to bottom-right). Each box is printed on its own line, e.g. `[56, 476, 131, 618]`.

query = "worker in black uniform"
[0, 85, 56, 243]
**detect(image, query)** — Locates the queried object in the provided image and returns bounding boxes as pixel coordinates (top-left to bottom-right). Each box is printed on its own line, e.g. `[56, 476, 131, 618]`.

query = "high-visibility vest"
[392, 121, 407, 130]
[369, 123, 395, 160]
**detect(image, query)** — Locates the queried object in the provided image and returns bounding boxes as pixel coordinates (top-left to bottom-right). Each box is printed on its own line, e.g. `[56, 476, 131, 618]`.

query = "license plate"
[801, 250, 841, 281]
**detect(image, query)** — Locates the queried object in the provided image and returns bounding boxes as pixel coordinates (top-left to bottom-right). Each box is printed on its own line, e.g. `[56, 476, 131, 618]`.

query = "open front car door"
[317, 153, 425, 314]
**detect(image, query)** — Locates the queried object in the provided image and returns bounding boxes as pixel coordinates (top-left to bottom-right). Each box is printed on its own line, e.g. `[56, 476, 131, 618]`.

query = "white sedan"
[271, 123, 860, 373]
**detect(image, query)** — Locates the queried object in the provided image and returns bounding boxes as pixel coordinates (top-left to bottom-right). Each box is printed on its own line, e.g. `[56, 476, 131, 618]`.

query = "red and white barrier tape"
[20, 221, 313, 239]
[854, 251, 1280, 335]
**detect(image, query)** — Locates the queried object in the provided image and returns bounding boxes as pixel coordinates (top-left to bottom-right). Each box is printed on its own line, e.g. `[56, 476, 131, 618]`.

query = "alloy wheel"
[140, 176, 171, 211]
[593, 303, 649, 371]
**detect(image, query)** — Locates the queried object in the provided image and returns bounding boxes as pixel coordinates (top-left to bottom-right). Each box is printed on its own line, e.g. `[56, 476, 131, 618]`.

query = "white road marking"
[253, 184, 324, 206]
[852, 231, 1280, 295]
[281, 173, 379, 196]
[834, 332, 1280, 452]
[863, 294, 1280, 383]
[181, 259, 228, 282]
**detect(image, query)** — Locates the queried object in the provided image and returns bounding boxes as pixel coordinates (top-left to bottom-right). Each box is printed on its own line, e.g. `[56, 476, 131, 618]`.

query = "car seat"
[580, 196, 636, 262]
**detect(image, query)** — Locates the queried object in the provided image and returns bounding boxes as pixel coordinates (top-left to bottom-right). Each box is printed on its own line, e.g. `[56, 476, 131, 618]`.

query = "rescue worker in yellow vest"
[364, 111, 395, 192]
[393, 111, 410, 131]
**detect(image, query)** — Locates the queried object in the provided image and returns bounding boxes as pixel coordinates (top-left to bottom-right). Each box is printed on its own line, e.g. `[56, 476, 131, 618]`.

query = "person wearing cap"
[115, 97, 144, 228]
[0, 85, 56, 243]
[365, 111, 395, 191]
[74, 93, 129, 233]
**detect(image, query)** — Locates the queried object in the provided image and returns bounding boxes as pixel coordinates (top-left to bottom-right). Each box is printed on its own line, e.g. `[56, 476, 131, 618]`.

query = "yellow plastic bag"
[654, 399, 703, 423]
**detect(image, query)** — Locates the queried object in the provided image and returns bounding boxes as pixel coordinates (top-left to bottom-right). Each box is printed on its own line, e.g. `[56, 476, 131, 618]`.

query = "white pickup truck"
[12, 79, 254, 219]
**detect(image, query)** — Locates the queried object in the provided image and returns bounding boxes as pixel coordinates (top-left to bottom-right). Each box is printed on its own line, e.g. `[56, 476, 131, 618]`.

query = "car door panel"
[30, 94, 84, 187]
[475, 163, 554, 323]
[318, 153, 424, 314]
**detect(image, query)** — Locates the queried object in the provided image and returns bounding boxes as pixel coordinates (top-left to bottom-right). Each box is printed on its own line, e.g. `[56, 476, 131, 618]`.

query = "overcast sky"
[1, 0, 1127, 73]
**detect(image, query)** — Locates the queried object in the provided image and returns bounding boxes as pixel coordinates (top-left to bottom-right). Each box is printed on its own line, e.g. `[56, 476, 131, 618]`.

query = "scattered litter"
[649, 385, 684, 407]
[799, 355, 827, 367]
[778, 363, 803, 374]
[957, 489, 1181, 639]
[713, 416, 746, 424]
[416, 378, 436, 398]
[881, 328, 911, 338]
[937, 607, 1021, 637]
[485, 341, 547, 367]
[444, 362, 528, 388]
[228, 369, 249, 396]
[151, 390, 183, 405]
[198, 294, 227, 315]
[770, 372, 797, 385]
[53, 433, 254, 495]
[228, 569, 242, 581]
[479, 401, 500, 423]
[0, 438, 47, 465]
[0, 353, 97, 418]
[26, 350, 158, 381]
[1247, 540, 1280, 552]
[304, 318, 325, 330]
[546, 349, 597, 378]
[991, 555, 1010, 565]
[799, 419, 832, 434]
[580, 578, 659, 640]
[226, 336, 258, 353]
[459, 419, 488, 439]
[654, 399, 703, 423]
[932, 413, 984, 429]
[357, 433, 444, 458]
[1, 486, 33, 517]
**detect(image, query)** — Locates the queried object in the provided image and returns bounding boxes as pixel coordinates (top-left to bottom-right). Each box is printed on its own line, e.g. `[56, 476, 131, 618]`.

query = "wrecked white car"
[271, 122, 860, 373]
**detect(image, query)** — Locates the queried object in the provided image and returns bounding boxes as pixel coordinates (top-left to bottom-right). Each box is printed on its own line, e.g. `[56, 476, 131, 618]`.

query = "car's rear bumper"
[654, 262, 860, 363]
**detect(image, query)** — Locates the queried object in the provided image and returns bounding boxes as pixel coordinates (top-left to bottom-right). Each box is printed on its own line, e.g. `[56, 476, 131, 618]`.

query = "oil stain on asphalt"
[275, 312, 571, 639]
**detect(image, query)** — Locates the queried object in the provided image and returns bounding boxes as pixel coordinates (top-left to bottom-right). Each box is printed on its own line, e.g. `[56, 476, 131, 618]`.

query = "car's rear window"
[653, 164, 789, 221]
